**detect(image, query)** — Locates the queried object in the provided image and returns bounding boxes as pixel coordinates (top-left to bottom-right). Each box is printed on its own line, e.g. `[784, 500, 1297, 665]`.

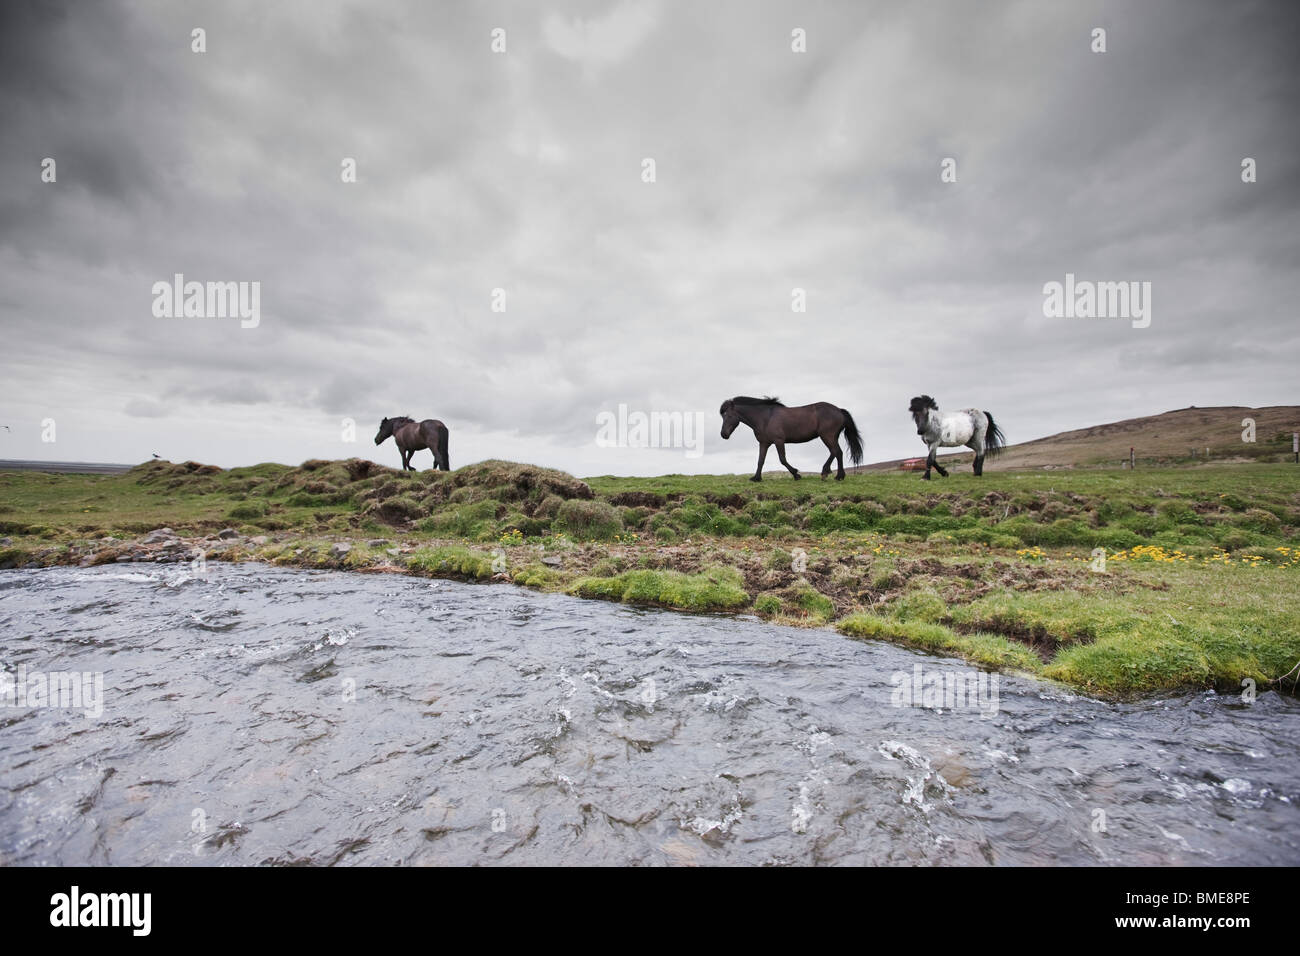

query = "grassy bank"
[2, 458, 1298, 698]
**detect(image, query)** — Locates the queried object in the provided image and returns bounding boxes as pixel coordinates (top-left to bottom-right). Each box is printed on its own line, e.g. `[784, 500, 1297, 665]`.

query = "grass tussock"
[569, 566, 748, 611]
[406, 546, 497, 580]
[837, 613, 1045, 673]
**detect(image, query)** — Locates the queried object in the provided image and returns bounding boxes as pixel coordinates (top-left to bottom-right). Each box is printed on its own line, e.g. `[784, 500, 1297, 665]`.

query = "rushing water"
[1, 563, 1296, 866]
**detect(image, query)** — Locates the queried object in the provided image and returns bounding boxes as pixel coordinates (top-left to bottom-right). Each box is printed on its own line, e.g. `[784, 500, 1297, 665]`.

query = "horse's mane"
[731, 396, 784, 407]
[389, 415, 415, 426]
[909, 395, 937, 412]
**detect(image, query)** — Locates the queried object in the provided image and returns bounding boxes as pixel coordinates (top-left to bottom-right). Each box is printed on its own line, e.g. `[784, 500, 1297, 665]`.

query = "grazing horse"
[908, 395, 1005, 479]
[375, 416, 450, 471]
[719, 396, 864, 481]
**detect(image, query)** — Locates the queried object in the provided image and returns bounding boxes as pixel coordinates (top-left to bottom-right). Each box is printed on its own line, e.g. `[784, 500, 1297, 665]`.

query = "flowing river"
[1, 563, 1296, 866]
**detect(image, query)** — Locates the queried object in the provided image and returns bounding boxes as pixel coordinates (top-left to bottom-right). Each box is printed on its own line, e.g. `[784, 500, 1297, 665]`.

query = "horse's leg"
[923, 442, 938, 480]
[932, 441, 949, 478]
[423, 429, 440, 470]
[970, 434, 985, 476]
[751, 442, 770, 482]
[828, 425, 847, 480]
[818, 434, 838, 479]
[776, 443, 800, 479]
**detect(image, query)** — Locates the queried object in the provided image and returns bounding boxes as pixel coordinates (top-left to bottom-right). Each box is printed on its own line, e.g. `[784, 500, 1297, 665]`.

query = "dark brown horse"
[719, 396, 864, 481]
[375, 416, 450, 471]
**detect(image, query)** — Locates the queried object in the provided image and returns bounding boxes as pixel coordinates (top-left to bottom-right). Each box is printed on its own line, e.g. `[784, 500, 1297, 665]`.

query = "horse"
[719, 396, 864, 481]
[908, 395, 1005, 479]
[375, 416, 450, 471]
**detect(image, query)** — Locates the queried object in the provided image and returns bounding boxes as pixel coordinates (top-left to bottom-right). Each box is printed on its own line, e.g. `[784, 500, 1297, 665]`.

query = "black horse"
[719, 396, 864, 481]
[375, 416, 450, 471]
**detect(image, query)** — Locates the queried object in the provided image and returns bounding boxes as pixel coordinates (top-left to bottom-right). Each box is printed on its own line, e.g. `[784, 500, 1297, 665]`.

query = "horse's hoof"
[749, 476, 761, 483]
[835, 473, 845, 481]
[791, 473, 801, 480]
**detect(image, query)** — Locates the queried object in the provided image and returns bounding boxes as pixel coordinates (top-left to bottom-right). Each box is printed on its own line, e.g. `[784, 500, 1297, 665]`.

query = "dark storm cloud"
[1, 0, 1297, 472]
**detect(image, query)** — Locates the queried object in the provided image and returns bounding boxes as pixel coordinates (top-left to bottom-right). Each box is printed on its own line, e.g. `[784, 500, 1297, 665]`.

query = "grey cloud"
[1, 0, 1297, 472]
[124, 397, 169, 418]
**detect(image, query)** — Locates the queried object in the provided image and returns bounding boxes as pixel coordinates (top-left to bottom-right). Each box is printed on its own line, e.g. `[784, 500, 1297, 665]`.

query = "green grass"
[586, 465, 1300, 551]
[569, 566, 748, 611]
[1038, 562, 1300, 694]
[750, 581, 836, 624]
[791, 582, 835, 623]
[552, 499, 622, 540]
[2, 459, 1298, 697]
[837, 613, 1045, 673]
[510, 562, 562, 588]
[406, 545, 496, 579]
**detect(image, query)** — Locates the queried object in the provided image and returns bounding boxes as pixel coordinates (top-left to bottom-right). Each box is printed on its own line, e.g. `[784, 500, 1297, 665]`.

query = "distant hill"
[0, 460, 135, 475]
[855, 405, 1300, 471]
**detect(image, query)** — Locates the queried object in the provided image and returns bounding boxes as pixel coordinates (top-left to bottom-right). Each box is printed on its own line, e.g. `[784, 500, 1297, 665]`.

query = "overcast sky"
[2, 0, 1297, 477]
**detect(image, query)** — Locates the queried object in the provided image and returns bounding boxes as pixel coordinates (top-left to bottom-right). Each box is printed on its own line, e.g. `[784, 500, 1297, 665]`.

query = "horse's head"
[909, 395, 937, 435]
[374, 417, 394, 445]
[719, 400, 741, 439]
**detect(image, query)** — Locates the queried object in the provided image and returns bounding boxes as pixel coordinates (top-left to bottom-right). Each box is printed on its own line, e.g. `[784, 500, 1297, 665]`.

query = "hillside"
[857, 405, 1300, 471]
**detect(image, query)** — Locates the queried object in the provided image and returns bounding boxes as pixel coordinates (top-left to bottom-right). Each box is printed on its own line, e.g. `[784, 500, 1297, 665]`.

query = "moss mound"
[448, 460, 593, 504]
[553, 499, 621, 540]
[569, 566, 748, 611]
[130, 459, 224, 484]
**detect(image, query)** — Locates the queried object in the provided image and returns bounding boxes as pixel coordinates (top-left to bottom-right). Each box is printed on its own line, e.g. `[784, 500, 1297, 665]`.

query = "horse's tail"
[983, 411, 1006, 458]
[437, 425, 450, 471]
[839, 408, 864, 466]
